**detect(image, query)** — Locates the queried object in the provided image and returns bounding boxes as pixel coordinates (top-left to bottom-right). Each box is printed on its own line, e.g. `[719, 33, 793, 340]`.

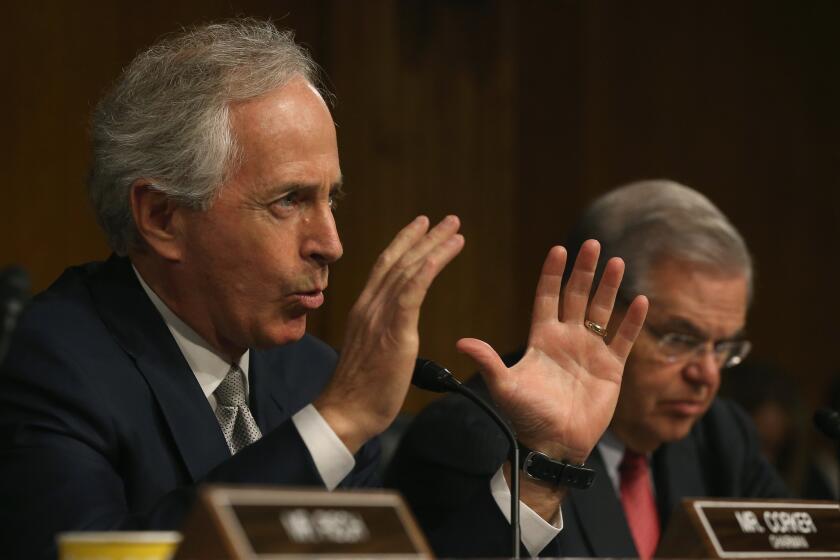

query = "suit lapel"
[87, 256, 231, 481]
[249, 337, 340, 434]
[248, 350, 290, 432]
[564, 448, 638, 557]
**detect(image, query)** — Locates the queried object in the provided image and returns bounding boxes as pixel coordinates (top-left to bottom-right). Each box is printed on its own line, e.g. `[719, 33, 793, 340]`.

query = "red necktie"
[619, 449, 660, 560]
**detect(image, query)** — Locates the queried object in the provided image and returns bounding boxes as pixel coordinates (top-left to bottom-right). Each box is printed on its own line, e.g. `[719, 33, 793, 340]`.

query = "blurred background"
[3, 1, 839, 494]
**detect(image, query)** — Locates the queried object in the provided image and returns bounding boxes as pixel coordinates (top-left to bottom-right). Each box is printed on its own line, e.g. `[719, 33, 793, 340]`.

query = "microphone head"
[814, 408, 840, 440]
[412, 358, 461, 393]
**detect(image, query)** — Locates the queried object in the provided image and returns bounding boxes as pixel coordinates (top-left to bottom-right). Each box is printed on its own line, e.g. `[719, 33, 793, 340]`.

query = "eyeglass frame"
[612, 290, 752, 369]
[641, 321, 752, 369]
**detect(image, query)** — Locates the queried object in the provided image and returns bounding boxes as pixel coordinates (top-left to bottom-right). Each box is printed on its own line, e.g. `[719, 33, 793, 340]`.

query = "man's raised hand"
[457, 240, 648, 464]
[316, 216, 464, 453]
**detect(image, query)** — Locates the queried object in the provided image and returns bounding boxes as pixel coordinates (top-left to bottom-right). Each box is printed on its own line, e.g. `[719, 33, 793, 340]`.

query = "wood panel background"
[2, 1, 838, 417]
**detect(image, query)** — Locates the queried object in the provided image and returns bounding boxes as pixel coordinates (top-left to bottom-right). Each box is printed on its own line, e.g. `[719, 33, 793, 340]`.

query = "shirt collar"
[597, 429, 655, 496]
[598, 429, 626, 494]
[132, 265, 249, 399]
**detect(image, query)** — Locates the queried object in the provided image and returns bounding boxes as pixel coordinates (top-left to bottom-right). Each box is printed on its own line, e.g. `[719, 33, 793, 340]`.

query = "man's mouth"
[660, 399, 707, 416]
[291, 289, 325, 310]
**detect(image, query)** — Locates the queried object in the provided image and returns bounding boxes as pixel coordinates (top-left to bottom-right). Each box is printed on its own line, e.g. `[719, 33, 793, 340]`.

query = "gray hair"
[564, 179, 753, 303]
[88, 19, 323, 254]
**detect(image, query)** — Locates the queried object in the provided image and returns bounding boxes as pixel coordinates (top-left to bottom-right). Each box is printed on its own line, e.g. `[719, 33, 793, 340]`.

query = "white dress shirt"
[134, 266, 560, 554]
[134, 268, 353, 490]
[490, 467, 563, 555]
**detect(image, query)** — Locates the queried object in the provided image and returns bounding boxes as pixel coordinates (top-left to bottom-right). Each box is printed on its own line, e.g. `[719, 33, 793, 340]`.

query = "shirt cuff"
[292, 404, 355, 490]
[490, 467, 563, 557]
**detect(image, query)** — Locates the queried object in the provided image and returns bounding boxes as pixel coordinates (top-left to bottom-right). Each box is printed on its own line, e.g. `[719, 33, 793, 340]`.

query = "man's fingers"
[365, 216, 461, 301]
[396, 215, 462, 274]
[585, 257, 624, 329]
[531, 246, 568, 325]
[456, 337, 508, 391]
[365, 216, 431, 295]
[608, 295, 649, 361]
[395, 233, 465, 312]
[561, 239, 600, 323]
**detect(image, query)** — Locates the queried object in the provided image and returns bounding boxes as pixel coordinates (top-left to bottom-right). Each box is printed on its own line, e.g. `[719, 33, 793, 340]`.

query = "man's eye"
[329, 190, 345, 211]
[662, 333, 701, 351]
[274, 192, 299, 208]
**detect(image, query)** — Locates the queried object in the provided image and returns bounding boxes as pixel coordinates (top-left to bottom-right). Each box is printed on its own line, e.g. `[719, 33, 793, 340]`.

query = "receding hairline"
[645, 254, 751, 296]
[564, 179, 754, 306]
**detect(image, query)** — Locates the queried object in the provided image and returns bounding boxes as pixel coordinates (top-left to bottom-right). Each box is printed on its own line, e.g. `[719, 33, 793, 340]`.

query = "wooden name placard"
[657, 498, 840, 559]
[174, 486, 432, 559]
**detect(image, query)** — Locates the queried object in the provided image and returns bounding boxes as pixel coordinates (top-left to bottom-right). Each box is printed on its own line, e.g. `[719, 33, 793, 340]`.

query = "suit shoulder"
[6, 261, 123, 384]
[16, 262, 106, 337]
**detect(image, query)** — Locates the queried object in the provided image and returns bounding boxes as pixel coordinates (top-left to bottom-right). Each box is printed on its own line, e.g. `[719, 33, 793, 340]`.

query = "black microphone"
[814, 408, 840, 440]
[0, 266, 30, 366]
[412, 359, 521, 559]
[412, 358, 462, 393]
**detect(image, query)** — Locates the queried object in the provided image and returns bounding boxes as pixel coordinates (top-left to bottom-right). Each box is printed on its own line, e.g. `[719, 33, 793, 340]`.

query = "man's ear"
[129, 180, 185, 261]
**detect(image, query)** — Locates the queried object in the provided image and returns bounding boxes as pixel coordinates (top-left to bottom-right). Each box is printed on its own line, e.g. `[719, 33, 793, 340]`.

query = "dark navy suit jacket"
[387, 369, 789, 557]
[0, 256, 380, 559]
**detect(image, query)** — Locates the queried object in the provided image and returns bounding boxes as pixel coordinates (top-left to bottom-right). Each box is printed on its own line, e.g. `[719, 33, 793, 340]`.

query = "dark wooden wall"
[3, 1, 838, 415]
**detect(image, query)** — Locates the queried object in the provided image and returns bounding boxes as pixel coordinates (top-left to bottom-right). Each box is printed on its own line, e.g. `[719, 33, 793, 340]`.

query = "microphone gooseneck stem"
[411, 359, 522, 559]
[450, 381, 521, 559]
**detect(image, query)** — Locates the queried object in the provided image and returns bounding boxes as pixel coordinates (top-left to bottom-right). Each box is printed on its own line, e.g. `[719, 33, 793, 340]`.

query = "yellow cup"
[57, 531, 182, 560]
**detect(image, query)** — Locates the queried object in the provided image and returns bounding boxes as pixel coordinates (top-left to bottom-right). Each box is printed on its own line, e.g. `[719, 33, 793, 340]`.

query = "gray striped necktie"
[213, 364, 262, 454]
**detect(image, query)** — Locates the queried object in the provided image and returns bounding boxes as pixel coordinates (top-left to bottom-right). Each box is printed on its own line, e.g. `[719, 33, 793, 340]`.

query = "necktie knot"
[619, 449, 649, 476]
[213, 364, 262, 455]
[215, 365, 249, 408]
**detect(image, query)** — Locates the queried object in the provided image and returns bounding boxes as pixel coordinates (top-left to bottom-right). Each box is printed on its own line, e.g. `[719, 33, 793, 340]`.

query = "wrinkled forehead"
[230, 77, 336, 150]
[251, 79, 331, 131]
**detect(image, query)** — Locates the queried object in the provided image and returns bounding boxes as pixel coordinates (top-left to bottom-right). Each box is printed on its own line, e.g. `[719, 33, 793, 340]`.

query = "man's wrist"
[523, 443, 587, 465]
[502, 462, 566, 522]
[312, 399, 369, 454]
[292, 405, 356, 490]
[491, 467, 563, 555]
[518, 442, 597, 490]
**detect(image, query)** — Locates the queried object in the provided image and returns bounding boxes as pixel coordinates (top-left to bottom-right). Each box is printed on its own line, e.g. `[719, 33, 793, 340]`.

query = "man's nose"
[683, 344, 721, 387]
[303, 203, 344, 265]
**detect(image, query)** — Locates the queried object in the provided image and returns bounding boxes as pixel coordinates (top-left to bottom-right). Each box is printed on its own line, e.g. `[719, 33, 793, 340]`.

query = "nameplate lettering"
[174, 486, 431, 559]
[693, 500, 840, 558]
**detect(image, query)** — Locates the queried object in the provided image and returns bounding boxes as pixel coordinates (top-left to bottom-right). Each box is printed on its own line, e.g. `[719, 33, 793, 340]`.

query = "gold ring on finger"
[584, 319, 608, 338]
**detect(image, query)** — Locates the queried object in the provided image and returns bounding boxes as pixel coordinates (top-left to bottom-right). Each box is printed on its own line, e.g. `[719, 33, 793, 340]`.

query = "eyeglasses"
[644, 323, 752, 369]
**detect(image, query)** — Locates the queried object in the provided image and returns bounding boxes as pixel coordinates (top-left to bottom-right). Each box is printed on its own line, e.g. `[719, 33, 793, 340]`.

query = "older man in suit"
[0, 20, 649, 559]
[388, 180, 788, 558]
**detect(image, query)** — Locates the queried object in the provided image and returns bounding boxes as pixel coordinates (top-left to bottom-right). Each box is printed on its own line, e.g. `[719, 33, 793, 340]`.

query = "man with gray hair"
[388, 180, 788, 558]
[0, 19, 649, 559]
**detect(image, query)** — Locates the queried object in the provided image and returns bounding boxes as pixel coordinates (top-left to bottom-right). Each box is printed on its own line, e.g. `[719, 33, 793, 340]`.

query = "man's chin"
[656, 418, 698, 444]
[253, 316, 308, 348]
